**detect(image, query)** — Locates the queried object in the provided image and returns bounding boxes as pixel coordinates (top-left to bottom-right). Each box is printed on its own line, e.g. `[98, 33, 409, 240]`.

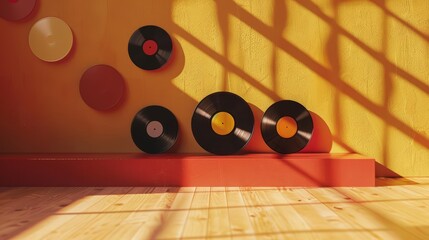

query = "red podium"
[0, 153, 374, 187]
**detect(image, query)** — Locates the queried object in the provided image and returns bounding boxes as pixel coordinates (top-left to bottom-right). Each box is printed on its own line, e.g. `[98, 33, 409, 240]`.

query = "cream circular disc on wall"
[29, 17, 73, 62]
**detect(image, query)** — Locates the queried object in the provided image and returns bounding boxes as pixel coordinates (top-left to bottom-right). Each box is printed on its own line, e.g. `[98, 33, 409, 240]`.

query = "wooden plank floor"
[0, 178, 428, 240]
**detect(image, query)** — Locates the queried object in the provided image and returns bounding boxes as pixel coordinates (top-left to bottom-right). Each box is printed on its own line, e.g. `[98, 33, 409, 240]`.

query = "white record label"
[146, 121, 163, 138]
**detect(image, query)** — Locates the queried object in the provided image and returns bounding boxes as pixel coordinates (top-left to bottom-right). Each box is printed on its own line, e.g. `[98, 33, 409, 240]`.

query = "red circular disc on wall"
[79, 65, 125, 111]
[0, 0, 36, 21]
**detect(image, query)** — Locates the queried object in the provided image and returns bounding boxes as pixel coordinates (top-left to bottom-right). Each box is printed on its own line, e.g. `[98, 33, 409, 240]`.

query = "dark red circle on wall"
[79, 65, 125, 111]
[0, 0, 36, 21]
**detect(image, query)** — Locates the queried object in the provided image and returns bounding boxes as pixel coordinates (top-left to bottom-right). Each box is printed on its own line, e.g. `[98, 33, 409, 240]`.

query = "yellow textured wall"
[0, 0, 428, 176]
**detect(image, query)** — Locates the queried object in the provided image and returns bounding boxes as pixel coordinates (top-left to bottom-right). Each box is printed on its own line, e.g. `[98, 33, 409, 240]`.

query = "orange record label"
[211, 111, 235, 135]
[276, 116, 297, 138]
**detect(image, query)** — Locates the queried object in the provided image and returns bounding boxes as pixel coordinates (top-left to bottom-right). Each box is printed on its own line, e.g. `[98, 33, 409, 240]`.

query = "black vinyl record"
[131, 105, 178, 154]
[261, 100, 313, 154]
[128, 25, 172, 70]
[191, 92, 254, 155]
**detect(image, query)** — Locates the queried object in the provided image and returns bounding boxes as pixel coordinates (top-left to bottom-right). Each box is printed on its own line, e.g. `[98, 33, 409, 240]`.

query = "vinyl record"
[131, 105, 178, 154]
[261, 100, 313, 154]
[28, 17, 73, 62]
[79, 65, 125, 111]
[191, 92, 254, 155]
[128, 25, 172, 70]
[0, 0, 36, 21]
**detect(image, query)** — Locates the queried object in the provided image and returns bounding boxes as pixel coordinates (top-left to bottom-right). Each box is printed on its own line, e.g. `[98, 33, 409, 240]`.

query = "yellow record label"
[276, 116, 297, 138]
[211, 111, 235, 135]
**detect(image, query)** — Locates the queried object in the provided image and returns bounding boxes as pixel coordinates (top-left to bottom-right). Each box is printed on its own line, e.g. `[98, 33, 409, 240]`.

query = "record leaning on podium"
[128, 25, 172, 70]
[261, 100, 313, 154]
[191, 92, 254, 155]
[131, 105, 178, 154]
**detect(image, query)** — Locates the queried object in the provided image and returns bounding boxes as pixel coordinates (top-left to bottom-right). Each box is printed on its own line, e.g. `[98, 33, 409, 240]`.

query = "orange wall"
[0, 0, 194, 153]
[1, 0, 428, 176]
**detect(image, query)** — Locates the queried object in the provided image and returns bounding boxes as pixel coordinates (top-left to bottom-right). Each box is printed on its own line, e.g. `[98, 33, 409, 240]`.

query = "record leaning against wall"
[28, 17, 73, 62]
[128, 25, 173, 70]
[261, 100, 313, 154]
[131, 105, 179, 154]
[191, 92, 254, 155]
[0, 0, 37, 21]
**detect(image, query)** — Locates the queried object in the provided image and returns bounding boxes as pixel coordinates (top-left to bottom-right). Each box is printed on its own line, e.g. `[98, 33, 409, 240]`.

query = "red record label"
[142, 40, 158, 56]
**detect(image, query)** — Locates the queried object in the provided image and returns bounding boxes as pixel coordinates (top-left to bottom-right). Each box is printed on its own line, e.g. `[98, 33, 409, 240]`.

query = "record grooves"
[131, 106, 178, 154]
[261, 100, 313, 154]
[191, 92, 254, 155]
[128, 25, 172, 70]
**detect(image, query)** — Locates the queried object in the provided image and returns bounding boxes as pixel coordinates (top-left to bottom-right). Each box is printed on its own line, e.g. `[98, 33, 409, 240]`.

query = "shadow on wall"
[301, 112, 333, 153]
[299, 0, 429, 162]
[165, 0, 429, 172]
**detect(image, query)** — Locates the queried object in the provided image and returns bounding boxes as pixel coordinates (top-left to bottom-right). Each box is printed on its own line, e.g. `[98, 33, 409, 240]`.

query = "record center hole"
[276, 116, 298, 138]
